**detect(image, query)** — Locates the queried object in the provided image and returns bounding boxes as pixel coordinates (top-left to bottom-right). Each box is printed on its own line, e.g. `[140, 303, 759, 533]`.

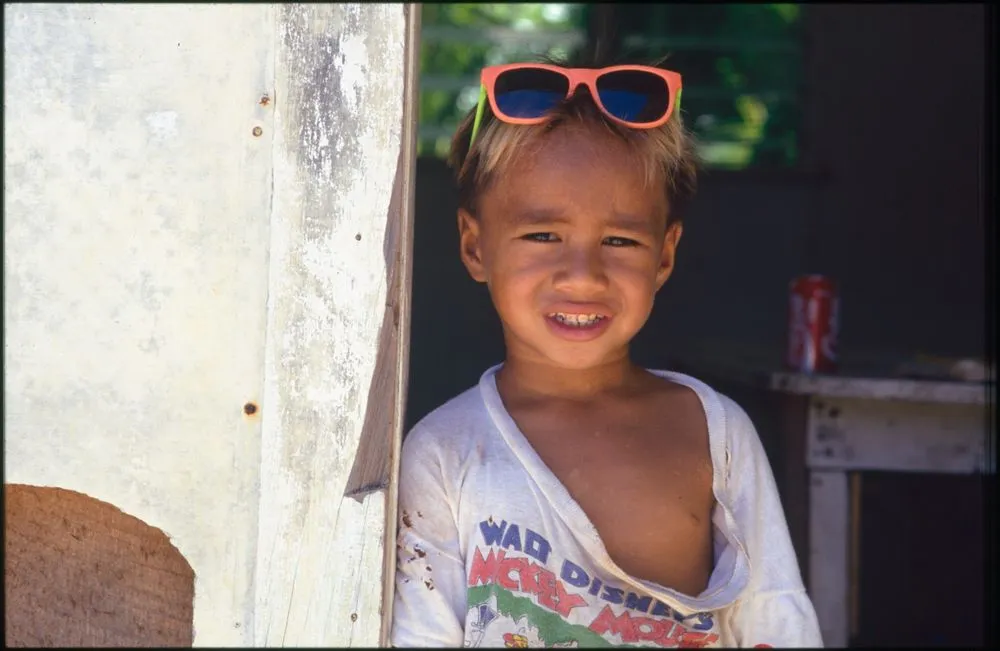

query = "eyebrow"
[512, 209, 656, 234]
[511, 209, 570, 227]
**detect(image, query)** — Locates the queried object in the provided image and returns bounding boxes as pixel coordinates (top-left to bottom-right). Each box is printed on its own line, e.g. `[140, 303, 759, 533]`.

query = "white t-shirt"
[392, 365, 823, 648]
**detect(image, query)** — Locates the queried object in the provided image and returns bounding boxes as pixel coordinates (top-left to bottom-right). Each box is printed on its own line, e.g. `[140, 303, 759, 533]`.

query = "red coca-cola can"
[786, 275, 839, 373]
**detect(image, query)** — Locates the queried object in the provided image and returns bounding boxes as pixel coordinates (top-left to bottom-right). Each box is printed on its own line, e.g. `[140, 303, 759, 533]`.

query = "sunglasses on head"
[468, 63, 684, 149]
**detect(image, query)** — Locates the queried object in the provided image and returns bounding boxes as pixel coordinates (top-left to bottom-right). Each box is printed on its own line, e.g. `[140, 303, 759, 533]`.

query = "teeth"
[549, 312, 603, 327]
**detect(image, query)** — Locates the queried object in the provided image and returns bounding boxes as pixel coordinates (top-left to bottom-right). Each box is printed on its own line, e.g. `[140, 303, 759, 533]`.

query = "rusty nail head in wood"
[252, 126, 263, 137]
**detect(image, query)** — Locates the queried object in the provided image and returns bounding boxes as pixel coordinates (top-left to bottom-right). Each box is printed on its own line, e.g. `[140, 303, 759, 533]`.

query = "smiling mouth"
[546, 312, 607, 328]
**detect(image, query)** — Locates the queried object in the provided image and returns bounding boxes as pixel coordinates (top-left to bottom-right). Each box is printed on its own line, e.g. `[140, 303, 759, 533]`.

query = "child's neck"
[496, 354, 645, 403]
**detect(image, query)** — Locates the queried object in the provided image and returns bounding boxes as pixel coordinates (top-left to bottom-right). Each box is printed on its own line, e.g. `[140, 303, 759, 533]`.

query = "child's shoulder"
[646, 368, 754, 428]
[648, 369, 768, 483]
[403, 378, 493, 453]
[645, 368, 764, 469]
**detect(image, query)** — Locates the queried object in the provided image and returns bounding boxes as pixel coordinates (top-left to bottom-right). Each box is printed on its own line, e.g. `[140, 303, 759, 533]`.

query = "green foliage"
[418, 3, 803, 170]
[419, 4, 585, 157]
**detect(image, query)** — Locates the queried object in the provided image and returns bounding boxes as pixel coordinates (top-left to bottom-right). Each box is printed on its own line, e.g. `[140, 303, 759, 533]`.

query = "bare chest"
[515, 407, 715, 596]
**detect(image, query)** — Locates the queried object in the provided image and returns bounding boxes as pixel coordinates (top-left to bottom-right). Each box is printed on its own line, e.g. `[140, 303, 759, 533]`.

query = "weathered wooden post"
[4, 3, 418, 646]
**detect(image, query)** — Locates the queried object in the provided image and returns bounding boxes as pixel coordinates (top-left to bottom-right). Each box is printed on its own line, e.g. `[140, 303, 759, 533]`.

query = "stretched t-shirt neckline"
[477, 363, 751, 613]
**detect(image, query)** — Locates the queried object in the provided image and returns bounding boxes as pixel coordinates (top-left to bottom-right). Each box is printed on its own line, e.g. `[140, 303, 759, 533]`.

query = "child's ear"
[458, 209, 488, 283]
[654, 221, 684, 290]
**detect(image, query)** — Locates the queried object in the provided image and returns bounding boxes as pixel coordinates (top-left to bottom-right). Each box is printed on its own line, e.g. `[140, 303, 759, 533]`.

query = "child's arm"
[717, 395, 824, 647]
[390, 426, 467, 647]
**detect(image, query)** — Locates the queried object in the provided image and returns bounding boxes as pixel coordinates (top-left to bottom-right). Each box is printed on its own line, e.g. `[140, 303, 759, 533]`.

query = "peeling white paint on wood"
[250, 4, 411, 645]
[806, 397, 988, 473]
[796, 376, 990, 644]
[379, 5, 422, 643]
[4, 3, 416, 646]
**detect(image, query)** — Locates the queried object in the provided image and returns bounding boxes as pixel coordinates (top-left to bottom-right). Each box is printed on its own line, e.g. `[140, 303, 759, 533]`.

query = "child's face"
[459, 125, 683, 371]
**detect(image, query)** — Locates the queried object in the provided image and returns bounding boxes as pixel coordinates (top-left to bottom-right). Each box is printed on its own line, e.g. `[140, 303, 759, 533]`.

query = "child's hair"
[447, 49, 700, 226]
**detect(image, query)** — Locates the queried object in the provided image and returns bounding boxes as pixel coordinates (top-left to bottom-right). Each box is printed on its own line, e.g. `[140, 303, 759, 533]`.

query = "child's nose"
[552, 243, 609, 292]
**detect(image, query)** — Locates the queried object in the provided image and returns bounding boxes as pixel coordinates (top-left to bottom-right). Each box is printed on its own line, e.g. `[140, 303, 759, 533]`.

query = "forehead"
[481, 125, 667, 226]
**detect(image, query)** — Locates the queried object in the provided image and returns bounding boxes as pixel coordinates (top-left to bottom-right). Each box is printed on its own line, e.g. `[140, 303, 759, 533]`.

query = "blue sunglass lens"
[495, 89, 565, 118]
[494, 68, 569, 118]
[596, 70, 670, 123]
[597, 90, 651, 122]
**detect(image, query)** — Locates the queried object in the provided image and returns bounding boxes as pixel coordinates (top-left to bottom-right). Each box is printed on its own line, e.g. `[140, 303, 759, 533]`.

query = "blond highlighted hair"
[447, 54, 700, 225]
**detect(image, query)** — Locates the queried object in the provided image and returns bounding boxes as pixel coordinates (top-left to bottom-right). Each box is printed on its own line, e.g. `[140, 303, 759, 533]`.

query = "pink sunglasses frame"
[468, 63, 684, 147]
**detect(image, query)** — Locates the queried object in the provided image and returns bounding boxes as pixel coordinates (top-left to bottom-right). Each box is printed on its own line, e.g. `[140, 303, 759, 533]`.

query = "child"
[391, 54, 822, 648]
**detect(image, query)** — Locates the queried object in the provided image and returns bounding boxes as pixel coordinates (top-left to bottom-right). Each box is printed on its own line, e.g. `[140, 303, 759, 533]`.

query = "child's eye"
[522, 232, 559, 243]
[603, 236, 640, 247]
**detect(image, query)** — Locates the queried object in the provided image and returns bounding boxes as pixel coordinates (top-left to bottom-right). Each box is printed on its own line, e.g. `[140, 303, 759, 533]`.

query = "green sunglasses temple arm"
[468, 84, 488, 150]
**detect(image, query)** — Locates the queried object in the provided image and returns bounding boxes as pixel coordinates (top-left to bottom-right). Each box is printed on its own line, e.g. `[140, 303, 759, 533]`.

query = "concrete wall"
[4, 4, 417, 646]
